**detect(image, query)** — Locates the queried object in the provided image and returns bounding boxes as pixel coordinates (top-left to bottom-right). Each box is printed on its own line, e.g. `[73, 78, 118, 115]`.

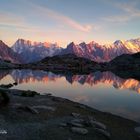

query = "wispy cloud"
[27, 1, 96, 32]
[103, 2, 140, 23]
[0, 1, 97, 33]
[0, 12, 25, 27]
[0, 12, 43, 33]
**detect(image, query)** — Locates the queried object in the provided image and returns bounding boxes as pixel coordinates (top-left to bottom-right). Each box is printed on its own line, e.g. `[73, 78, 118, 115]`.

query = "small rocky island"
[0, 83, 140, 140]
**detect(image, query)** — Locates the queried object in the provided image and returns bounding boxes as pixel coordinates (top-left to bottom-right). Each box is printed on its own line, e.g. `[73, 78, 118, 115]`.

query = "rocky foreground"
[0, 84, 140, 140]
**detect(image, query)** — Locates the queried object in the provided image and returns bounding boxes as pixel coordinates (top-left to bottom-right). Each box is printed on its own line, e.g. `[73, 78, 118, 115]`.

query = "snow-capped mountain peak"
[60, 38, 140, 62]
[11, 39, 62, 63]
[1, 37, 139, 63]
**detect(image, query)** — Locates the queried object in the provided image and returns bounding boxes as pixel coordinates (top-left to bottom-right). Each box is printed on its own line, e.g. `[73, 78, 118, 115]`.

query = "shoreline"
[0, 87, 139, 139]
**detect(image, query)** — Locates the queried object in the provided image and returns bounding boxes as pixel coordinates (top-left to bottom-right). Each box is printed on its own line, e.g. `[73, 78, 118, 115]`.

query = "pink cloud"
[28, 1, 94, 32]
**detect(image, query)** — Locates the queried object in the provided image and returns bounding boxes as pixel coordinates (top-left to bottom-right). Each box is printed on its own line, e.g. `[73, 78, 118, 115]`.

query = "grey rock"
[95, 128, 110, 138]
[90, 120, 106, 129]
[71, 119, 84, 124]
[68, 119, 84, 127]
[0, 115, 5, 124]
[135, 127, 140, 134]
[45, 93, 52, 96]
[78, 105, 86, 109]
[24, 106, 39, 114]
[59, 123, 67, 127]
[32, 105, 56, 111]
[87, 116, 95, 121]
[71, 127, 88, 135]
[71, 113, 80, 118]
[83, 116, 96, 126]
[18, 106, 39, 114]
[12, 103, 22, 107]
[52, 97, 65, 102]
[70, 122, 83, 127]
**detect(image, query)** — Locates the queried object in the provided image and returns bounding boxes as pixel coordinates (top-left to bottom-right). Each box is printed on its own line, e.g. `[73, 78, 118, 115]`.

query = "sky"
[0, 0, 140, 47]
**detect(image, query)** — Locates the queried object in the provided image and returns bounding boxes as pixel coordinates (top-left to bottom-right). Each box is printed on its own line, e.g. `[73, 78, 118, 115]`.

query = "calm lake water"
[0, 69, 140, 122]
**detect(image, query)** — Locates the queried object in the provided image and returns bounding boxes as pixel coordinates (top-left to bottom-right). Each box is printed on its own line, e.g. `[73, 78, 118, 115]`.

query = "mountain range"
[0, 38, 140, 63]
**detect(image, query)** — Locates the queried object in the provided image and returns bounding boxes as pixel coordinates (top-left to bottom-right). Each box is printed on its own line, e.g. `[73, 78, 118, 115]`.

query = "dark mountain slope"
[0, 40, 22, 63]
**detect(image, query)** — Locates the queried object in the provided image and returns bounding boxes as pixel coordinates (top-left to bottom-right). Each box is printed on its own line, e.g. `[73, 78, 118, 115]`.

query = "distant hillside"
[0, 59, 17, 69]
[40, 54, 97, 65]
[22, 54, 100, 72]
[109, 52, 140, 69]
[103, 52, 140, 80]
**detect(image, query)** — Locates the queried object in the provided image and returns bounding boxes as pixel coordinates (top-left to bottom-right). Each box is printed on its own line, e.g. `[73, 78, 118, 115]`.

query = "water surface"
[0, 69, 140, 122]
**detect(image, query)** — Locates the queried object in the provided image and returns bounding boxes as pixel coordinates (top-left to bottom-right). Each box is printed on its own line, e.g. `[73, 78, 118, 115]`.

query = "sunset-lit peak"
[88, 41, 98, 45]
[116, 79, 140, 93]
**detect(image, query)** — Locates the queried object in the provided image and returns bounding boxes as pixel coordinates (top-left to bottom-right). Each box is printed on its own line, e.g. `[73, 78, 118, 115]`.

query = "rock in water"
[0, 84, 13, 88]
[71, 127, 88, 135]
[13, 82, 18, 85]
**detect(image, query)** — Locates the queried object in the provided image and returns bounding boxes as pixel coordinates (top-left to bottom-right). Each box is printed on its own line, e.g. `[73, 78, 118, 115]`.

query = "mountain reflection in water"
[1, 70, 139, 94]
[0, 69, 140, 122]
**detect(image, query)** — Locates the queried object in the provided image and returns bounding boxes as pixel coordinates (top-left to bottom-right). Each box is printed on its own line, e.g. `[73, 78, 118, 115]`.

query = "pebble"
[71, 127, 88, 135]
